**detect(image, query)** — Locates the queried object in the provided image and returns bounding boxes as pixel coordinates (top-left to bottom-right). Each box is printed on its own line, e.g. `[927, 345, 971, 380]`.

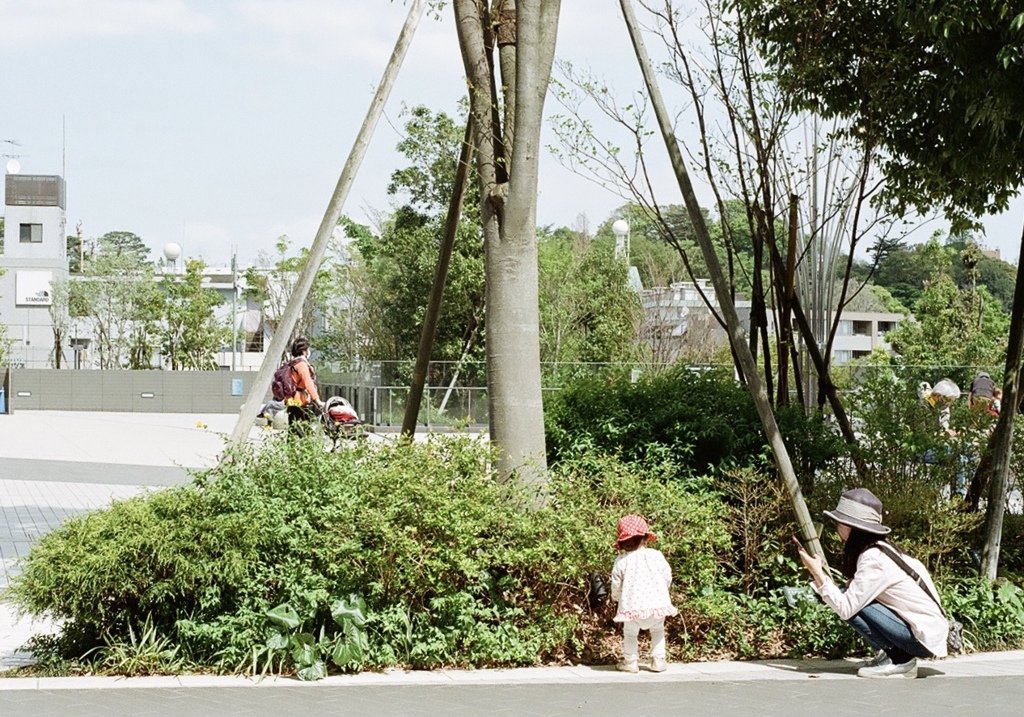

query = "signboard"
[15, 270, 53, 306]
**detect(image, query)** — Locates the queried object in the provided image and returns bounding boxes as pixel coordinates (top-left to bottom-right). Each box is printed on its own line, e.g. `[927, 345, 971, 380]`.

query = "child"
[610, 514, 677, 673]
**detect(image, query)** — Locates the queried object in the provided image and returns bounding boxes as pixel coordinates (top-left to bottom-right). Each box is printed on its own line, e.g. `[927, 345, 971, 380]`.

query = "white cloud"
[234, 0, 450, 68]
[0, 0, 215, 49]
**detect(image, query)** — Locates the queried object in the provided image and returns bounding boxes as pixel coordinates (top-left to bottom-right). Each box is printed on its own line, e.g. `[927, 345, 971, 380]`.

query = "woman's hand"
[797, 545, 829, 588]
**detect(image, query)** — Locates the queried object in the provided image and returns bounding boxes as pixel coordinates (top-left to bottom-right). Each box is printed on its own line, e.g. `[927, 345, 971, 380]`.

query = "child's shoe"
[616, 658, 639, 673]
[649, 657, 667, 672]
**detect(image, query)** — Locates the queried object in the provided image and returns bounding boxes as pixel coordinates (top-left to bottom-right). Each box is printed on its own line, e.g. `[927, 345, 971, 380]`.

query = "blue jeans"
[847, 601, 933, 659]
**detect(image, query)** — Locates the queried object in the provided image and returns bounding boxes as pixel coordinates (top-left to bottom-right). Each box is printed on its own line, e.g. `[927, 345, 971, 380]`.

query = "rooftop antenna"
[62, 116, 66, 178]
[2, 139, 25, 174]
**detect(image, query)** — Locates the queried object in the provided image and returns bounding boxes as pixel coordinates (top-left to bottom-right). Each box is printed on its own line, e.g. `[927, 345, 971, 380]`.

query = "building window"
[20, 223, 42, 243]
[838, 320, 853, 336]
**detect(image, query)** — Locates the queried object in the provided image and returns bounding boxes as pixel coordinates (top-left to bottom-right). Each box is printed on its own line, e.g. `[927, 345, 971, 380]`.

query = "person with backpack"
[795, 488, 949, 679]
[280, 337, 322, 435]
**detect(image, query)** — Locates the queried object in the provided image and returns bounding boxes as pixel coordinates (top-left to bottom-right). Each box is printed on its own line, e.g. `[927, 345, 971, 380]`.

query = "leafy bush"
[9, 370, 1024, 677]
[7, 435, 732, 675]
[943, 579, 1024, 651]
[543, 365, 844, 483]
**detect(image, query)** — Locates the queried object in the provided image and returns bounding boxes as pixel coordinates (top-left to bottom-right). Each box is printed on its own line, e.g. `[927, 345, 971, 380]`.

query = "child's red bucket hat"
[613, 514, 657, 549]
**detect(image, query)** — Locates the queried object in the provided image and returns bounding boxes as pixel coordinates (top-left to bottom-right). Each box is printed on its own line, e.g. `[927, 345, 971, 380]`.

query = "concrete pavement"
[2, 410, 1024, 716]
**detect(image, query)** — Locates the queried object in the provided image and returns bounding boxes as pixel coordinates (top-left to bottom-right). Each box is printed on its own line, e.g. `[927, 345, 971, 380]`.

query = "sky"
[2, 0, 1023, 268]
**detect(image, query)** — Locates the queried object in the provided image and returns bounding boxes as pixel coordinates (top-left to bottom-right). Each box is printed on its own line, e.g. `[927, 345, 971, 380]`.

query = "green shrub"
[543, 365, 844, 483]
[7, 435, 731, 675]
[9, 415, 1022, 677]
[943, 579, 1024, 651]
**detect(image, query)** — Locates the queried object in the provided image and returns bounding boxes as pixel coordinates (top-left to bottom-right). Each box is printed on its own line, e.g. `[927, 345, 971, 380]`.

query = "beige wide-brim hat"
[823, 488, 891, 535]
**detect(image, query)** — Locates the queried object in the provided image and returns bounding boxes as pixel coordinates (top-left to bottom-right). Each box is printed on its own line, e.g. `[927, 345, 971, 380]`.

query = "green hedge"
[7, 436, 732, 674]
[8, 418, 1023, 677]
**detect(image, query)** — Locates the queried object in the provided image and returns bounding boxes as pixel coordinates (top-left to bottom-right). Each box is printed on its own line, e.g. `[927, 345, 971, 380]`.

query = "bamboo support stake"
[228, 0, 428, 450]
[618, 0, 824, 558]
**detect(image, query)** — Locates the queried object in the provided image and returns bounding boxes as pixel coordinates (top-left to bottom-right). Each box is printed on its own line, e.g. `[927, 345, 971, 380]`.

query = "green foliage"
[77, 249, 161, 369]
[10, 368, 1024, 676]
[351, 105, 485, 370]
[734, 0, 1024, 226]
[8, 435, 730, 675]
[862, 233, 1016, 313]
[353, 206, 485, 367]
[886, 273, 1008, 386]
[943, 579, 1024, 652]
[537, 230, 642, 366]
[257, 593, 369, 680]
[544, 366, 844, 483]
[158, 258, 228, 370]
[84, 615, 185, 677]
[97, 231, 150, 262]
[388, 104, 478, 222]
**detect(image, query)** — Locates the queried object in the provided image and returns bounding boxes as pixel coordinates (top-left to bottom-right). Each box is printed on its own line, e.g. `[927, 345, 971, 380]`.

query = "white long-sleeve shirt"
[813, 545, 948, 658]
[610, 546, 678, 623]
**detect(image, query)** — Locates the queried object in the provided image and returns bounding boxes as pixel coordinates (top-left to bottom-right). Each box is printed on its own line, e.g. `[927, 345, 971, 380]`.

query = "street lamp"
[612, 219, 630, 262]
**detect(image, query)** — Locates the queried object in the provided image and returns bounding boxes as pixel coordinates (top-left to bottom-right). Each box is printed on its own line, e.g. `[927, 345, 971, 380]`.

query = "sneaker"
[858, 657, 918, 679]
[857, 650, 890, 669]
[649, 658, 667, 673]
[617, 659, 639, 674]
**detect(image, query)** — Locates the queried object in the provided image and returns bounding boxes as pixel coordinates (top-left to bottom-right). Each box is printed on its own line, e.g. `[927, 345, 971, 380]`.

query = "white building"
[637, 279, 903, 365]
[829, 311, 902, 364]
[638, 279, 752, 364]
[0, 173, 69, 368]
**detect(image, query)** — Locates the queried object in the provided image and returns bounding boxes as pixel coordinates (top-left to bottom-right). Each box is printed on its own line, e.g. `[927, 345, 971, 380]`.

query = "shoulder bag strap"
[290, 357, 311, 400]
[872, 542, 947, 618]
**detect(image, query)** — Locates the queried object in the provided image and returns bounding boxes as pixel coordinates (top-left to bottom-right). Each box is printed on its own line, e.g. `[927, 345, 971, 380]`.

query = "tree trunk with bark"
[454, 0, 560, 487]
[978, 220, 1024, 580]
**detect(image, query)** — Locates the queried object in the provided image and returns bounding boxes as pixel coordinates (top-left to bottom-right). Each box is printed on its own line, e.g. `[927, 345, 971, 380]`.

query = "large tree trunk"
[978, 219, 1024, 580]
[454, 0, 559, 487]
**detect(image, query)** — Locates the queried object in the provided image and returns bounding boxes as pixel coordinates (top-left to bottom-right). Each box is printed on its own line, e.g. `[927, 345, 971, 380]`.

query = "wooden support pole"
[618, 0, 824, 558]
[401, 118, 475, 440]
[227, 0, 428, 449]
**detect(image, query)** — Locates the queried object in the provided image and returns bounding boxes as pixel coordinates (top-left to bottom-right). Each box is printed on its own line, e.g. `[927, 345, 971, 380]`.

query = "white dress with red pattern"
[610, 546, 677, 623]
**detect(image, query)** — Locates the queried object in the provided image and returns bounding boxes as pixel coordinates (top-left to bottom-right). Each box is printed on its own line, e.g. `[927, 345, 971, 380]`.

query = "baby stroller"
[322, 396, 364, 449]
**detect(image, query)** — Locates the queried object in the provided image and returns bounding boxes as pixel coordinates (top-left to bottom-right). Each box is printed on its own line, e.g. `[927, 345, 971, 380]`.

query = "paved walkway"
[2, 410, 1024, 716]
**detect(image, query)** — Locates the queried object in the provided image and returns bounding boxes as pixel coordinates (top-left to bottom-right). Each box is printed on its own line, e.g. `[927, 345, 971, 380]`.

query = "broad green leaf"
[266, 603, 301, 631]
[297, 660, 327, 681]
[331, 594, 368, 628]
[266, 632, 289, 650]
[331, 635, 365, 667]
[290, 632, 318, 666]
